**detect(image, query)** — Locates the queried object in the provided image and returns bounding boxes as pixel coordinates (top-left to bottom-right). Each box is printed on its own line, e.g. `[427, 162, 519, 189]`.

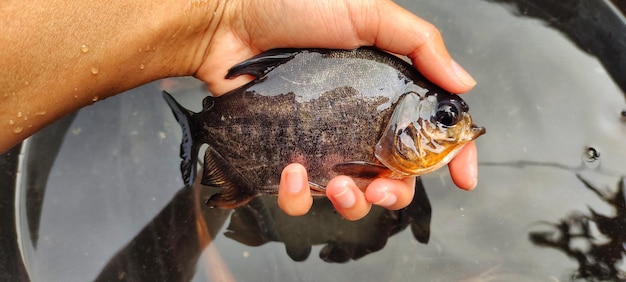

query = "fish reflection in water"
[225, 178, 431, 262]
[94, 179, 431, 280]
[529, 175, 626, 280]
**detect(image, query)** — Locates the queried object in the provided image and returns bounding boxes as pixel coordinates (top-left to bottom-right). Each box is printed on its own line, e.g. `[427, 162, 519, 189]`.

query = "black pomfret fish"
[164, 47, 485, 208]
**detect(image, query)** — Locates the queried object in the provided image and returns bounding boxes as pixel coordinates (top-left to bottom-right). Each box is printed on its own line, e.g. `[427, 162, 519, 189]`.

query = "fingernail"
[286, 169, 304, 194]
[374, 188, 397, 207]
[467, 175, 478, 191]
[451, 60, 476, 87]
[332, 185, 356, 209]
[466, 163, 478, 190]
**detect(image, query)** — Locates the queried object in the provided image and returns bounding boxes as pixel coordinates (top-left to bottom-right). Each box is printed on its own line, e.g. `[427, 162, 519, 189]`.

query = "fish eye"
[434, 101, 462, 127]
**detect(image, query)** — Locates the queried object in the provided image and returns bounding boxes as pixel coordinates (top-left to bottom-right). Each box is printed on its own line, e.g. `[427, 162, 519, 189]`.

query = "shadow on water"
[93, 183, 230, 281]
[479, 0, 626, 279]
[476, 0, 626, 175]
[529, 175, 626, 280]
[485, 0, 626, 97]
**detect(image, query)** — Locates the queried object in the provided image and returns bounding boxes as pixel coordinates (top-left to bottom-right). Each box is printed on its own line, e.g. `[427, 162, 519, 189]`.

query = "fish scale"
[203, 88, 389, 191]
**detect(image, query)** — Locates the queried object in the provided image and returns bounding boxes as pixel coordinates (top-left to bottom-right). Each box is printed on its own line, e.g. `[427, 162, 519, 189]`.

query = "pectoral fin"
[332, 162, 393, 179]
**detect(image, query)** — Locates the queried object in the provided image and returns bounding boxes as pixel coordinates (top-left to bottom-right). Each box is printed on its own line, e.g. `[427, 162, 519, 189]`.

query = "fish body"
[164, 47, 485, 208]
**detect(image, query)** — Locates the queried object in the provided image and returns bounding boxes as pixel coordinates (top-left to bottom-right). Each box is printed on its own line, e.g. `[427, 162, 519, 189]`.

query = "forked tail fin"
[162, 91, 200, 187]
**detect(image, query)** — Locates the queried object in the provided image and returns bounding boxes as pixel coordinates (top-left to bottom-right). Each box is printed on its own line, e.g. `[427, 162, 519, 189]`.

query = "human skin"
[0, 0, 477, 220]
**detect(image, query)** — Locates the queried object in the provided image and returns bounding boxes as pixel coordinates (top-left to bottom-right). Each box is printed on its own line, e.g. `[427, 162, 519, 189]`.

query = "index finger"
[352, 1, 476, 93]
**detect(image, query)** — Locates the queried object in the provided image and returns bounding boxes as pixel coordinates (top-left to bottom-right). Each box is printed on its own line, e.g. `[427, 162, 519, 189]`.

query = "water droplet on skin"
[23, 116, 28, 121]
[17, 112, 22, 118]
[13, 126, 23, 133]
[74, 95, 78, 99]
[92, 96, 99, 102]
[91, 67, 99, 75]
[24, 81, 29, 86]
[139, 64, 145, 70]
[8, 119, 14, 125]
[35, 111, 46, 116]
[80, 43, 89, 53]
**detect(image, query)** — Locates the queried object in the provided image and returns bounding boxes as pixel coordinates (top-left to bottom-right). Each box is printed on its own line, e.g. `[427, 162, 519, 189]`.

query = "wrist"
[0, 1, 224, 152]
[148, 1, 227, 80]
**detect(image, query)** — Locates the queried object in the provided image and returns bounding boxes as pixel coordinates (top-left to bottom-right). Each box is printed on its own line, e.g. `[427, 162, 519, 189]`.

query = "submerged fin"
[202, 146, 259, 209]
[224, 200, 271, 247]
[225, 49, 301, 79]
[162, 91, 200, 187]
[406, 178, 431, 244]
[332, 162, 393, 179]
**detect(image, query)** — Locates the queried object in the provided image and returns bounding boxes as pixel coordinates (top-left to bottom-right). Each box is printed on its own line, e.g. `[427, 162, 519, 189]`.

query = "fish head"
[375, 91, 485, 177]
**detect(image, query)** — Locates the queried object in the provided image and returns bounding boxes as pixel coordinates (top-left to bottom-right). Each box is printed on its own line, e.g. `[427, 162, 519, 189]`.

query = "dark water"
[5, 0, 626, 281]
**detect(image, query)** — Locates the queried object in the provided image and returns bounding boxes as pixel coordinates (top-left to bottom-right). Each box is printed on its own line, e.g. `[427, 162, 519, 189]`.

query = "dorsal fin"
[201, 146, 259, 208]
[225, 49, 302, 79]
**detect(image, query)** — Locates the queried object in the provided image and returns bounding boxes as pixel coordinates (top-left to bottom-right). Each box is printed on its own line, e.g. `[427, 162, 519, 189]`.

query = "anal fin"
[202, 146, 259, 209]
[308, 182, 327, 196]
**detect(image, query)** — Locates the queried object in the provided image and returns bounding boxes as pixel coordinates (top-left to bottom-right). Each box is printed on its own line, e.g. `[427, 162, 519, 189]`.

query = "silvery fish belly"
[163, 47, 485, 208]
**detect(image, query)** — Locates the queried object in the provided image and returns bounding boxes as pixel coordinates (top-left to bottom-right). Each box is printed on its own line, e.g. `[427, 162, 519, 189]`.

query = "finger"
[197, 31, 259, 96]
[326, 176, 371, 221]
[277, 163, 313, 216]
[448, 141, 478, 190]
[355, 1, 476, 94]
[364, 177, 415, 210]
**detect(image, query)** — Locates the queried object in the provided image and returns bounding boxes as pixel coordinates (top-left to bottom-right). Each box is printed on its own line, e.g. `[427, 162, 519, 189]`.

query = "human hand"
[0, 0, 476, 220]
[278, 142, 477, 220]
[191, 0, 478, 219]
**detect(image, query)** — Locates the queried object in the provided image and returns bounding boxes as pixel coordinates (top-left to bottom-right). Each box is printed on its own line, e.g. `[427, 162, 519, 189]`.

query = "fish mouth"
[470, 124, 486, 140]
